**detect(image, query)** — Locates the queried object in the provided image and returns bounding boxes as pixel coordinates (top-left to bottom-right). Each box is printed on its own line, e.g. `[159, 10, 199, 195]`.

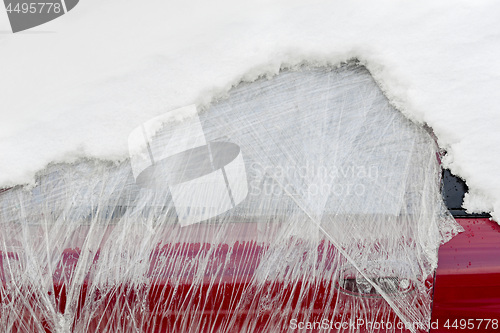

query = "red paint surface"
[1, 238, 416, 332]
[431, 218, 500, 332]
[2, 218, 499, 332]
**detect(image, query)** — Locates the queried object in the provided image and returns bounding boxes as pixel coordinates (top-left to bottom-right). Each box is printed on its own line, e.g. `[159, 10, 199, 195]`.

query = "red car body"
[1, 203, 499, 332]
[0, 68, 498, 331]
[431, 217, 500, 332]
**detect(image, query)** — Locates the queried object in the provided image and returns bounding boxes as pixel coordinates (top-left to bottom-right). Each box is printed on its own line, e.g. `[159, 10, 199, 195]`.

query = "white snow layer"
[0, 0, 499, 220]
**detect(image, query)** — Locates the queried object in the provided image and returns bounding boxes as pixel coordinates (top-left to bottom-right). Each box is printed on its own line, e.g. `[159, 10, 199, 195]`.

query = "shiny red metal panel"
[1, 234, 417, 332]
[431, 218, 500, 332]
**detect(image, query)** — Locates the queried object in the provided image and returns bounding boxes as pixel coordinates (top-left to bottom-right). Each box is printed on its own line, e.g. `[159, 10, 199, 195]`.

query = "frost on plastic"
[0, 64, 462, 332]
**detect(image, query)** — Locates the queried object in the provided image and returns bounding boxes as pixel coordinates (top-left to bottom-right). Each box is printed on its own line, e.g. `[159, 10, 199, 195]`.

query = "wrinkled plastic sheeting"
[0, 64, 462, 332]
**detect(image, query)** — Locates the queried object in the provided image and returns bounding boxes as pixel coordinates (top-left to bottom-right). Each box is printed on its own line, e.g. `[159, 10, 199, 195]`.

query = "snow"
[1, 0, 500, 221]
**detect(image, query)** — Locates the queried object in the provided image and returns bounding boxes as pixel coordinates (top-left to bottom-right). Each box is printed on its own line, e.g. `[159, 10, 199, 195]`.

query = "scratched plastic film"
[0, 64, 462, 332]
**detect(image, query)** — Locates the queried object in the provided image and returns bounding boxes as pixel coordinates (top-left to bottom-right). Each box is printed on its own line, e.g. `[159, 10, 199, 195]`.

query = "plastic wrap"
[0, 64, 462, 332]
